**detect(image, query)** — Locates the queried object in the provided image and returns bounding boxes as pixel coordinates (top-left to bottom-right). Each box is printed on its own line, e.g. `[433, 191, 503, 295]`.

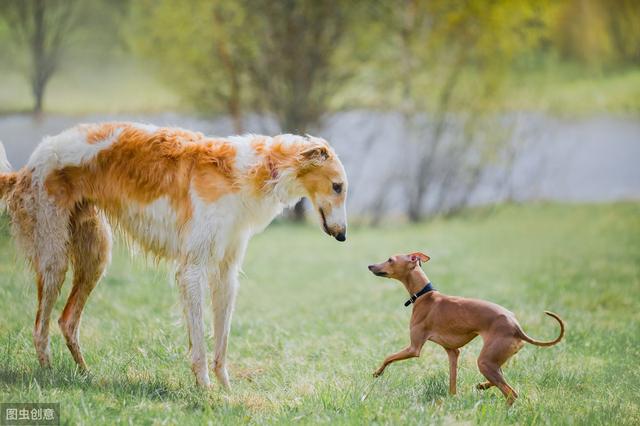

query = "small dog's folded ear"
[409, 252, 430, 264]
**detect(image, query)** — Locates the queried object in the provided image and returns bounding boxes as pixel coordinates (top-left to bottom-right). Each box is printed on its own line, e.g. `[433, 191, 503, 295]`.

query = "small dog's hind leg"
[477, 337, 522, 405]
[476, 381, 495, 390]
[477, 359, 518, 405]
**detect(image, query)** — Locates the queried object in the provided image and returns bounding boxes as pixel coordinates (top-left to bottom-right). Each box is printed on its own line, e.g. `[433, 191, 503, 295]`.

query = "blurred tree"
[0, 0, 80, 114]
[131, 0, 355, 220]
[359, 0, 547, 221]
[239, 0, 353, 220]
[552, 0, 640, 68]
[130, 0, 248, 133]
[554, 0, 614, 68]
[241, 0, 350, 134]
[607, 0, 640, 65]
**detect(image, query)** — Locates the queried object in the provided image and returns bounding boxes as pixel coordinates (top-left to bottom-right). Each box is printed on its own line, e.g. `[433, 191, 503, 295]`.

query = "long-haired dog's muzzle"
[319, 208, 346, 242]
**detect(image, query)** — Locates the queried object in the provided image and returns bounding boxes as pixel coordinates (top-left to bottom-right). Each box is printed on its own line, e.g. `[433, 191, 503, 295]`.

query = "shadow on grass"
[0, 364, 198, 403]
[374, 372, 450, 404]
[416, 374, 450, 403]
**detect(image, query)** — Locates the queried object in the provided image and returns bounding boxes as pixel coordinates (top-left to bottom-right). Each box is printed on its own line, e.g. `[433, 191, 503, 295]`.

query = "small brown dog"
[368, 252, 564, 405]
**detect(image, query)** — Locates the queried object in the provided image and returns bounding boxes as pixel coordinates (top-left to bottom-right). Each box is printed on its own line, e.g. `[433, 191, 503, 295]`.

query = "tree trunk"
[407, 197, 422, 222]
[228, 94, 243, 134]
[291, 200, 306, 222]
[29, 0, 55, 116]
[212, 6, 244, 134]
[32, 78, 45, 115]
[31, 0, 46, 115]
[406, 53, 465, 222]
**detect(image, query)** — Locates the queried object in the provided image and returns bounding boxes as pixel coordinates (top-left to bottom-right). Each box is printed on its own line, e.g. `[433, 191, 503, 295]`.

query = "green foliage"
[128, 0, 248, 118]
[337, 0, 552, 115]
[129, 0, 354, 133]
[504, 65, 640, 115]
[239, 0, 354, 132]
[553, 0, 640, 68]
[0, 0, 129, 112]
[1, 0, 639, 116]
[1, 203, 638, 424]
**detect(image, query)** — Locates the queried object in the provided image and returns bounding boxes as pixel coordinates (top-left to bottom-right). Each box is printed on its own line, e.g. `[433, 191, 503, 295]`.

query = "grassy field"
[504, 67, 640, 116]
[0, 203, 638, 425]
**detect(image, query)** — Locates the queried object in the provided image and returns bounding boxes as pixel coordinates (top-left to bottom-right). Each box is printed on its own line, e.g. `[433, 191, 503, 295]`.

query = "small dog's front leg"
[373, 365, 386, 377]
[373, 346, 420, 377]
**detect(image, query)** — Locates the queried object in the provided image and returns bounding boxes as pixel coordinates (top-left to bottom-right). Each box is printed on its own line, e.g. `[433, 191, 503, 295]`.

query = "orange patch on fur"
[248, 137, 335, 195]
[248, 138, 292, 194]
[45, 124, 238, 230]
[5, 170, 38, 266]
[84, 123, 127, 144]
[0, 172, 17, 198]
[192, 140, 238, 202]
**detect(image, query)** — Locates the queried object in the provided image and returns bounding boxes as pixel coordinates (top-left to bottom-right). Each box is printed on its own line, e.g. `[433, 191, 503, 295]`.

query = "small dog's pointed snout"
[335, 231, 346, 242]
[369, 264, 388, 277]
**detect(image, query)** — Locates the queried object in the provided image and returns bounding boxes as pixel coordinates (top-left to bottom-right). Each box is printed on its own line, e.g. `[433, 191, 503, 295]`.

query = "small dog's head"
[368, 252, 430, 279]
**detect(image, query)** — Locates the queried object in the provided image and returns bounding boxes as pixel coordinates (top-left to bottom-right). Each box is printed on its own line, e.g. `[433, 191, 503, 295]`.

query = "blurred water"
[1, 111, 638, 216]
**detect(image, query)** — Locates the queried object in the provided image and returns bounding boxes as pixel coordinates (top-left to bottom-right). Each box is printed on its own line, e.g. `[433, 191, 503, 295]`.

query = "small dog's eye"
[388, 258, 393, 263]
[332, 182, 343, 194]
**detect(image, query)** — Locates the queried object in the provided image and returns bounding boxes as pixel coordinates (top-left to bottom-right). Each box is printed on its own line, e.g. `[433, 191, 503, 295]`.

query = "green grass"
[0, 203, 639, 425]
[504, 66, 640, 116]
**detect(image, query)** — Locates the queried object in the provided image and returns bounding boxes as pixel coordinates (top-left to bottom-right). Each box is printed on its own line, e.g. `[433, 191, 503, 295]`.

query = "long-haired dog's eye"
[388, 258, 393, 263]
[332, 182, 343, 194]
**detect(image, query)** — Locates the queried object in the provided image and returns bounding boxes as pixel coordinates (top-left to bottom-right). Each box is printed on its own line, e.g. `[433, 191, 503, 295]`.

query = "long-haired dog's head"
[294, 138, 348, 241]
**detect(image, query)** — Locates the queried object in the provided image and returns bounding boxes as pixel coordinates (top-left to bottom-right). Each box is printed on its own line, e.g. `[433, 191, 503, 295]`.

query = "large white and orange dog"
[0, 123, 347, 388]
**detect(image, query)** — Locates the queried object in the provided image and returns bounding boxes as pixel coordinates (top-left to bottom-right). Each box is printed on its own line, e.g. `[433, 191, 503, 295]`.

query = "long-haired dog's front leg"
[177, 263, 210, 388]
[210, 270, 238, 389]
[210, 239, 246, 389]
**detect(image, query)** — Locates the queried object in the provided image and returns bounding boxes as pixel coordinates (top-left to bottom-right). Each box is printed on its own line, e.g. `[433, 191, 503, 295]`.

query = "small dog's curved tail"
[518, 311, 565, 347]
[0, 141, 17, 206]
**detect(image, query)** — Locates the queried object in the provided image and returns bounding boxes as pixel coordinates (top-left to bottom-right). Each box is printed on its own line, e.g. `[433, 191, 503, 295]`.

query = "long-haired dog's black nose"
[335, 231, 346, 242]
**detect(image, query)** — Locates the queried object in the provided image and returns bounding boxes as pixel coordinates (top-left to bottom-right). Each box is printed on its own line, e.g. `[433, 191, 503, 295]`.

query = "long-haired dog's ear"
[300, 145, 329, 165]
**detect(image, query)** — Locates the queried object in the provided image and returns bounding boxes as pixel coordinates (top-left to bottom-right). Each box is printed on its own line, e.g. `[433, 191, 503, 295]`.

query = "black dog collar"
[404, 282, 436, 307]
